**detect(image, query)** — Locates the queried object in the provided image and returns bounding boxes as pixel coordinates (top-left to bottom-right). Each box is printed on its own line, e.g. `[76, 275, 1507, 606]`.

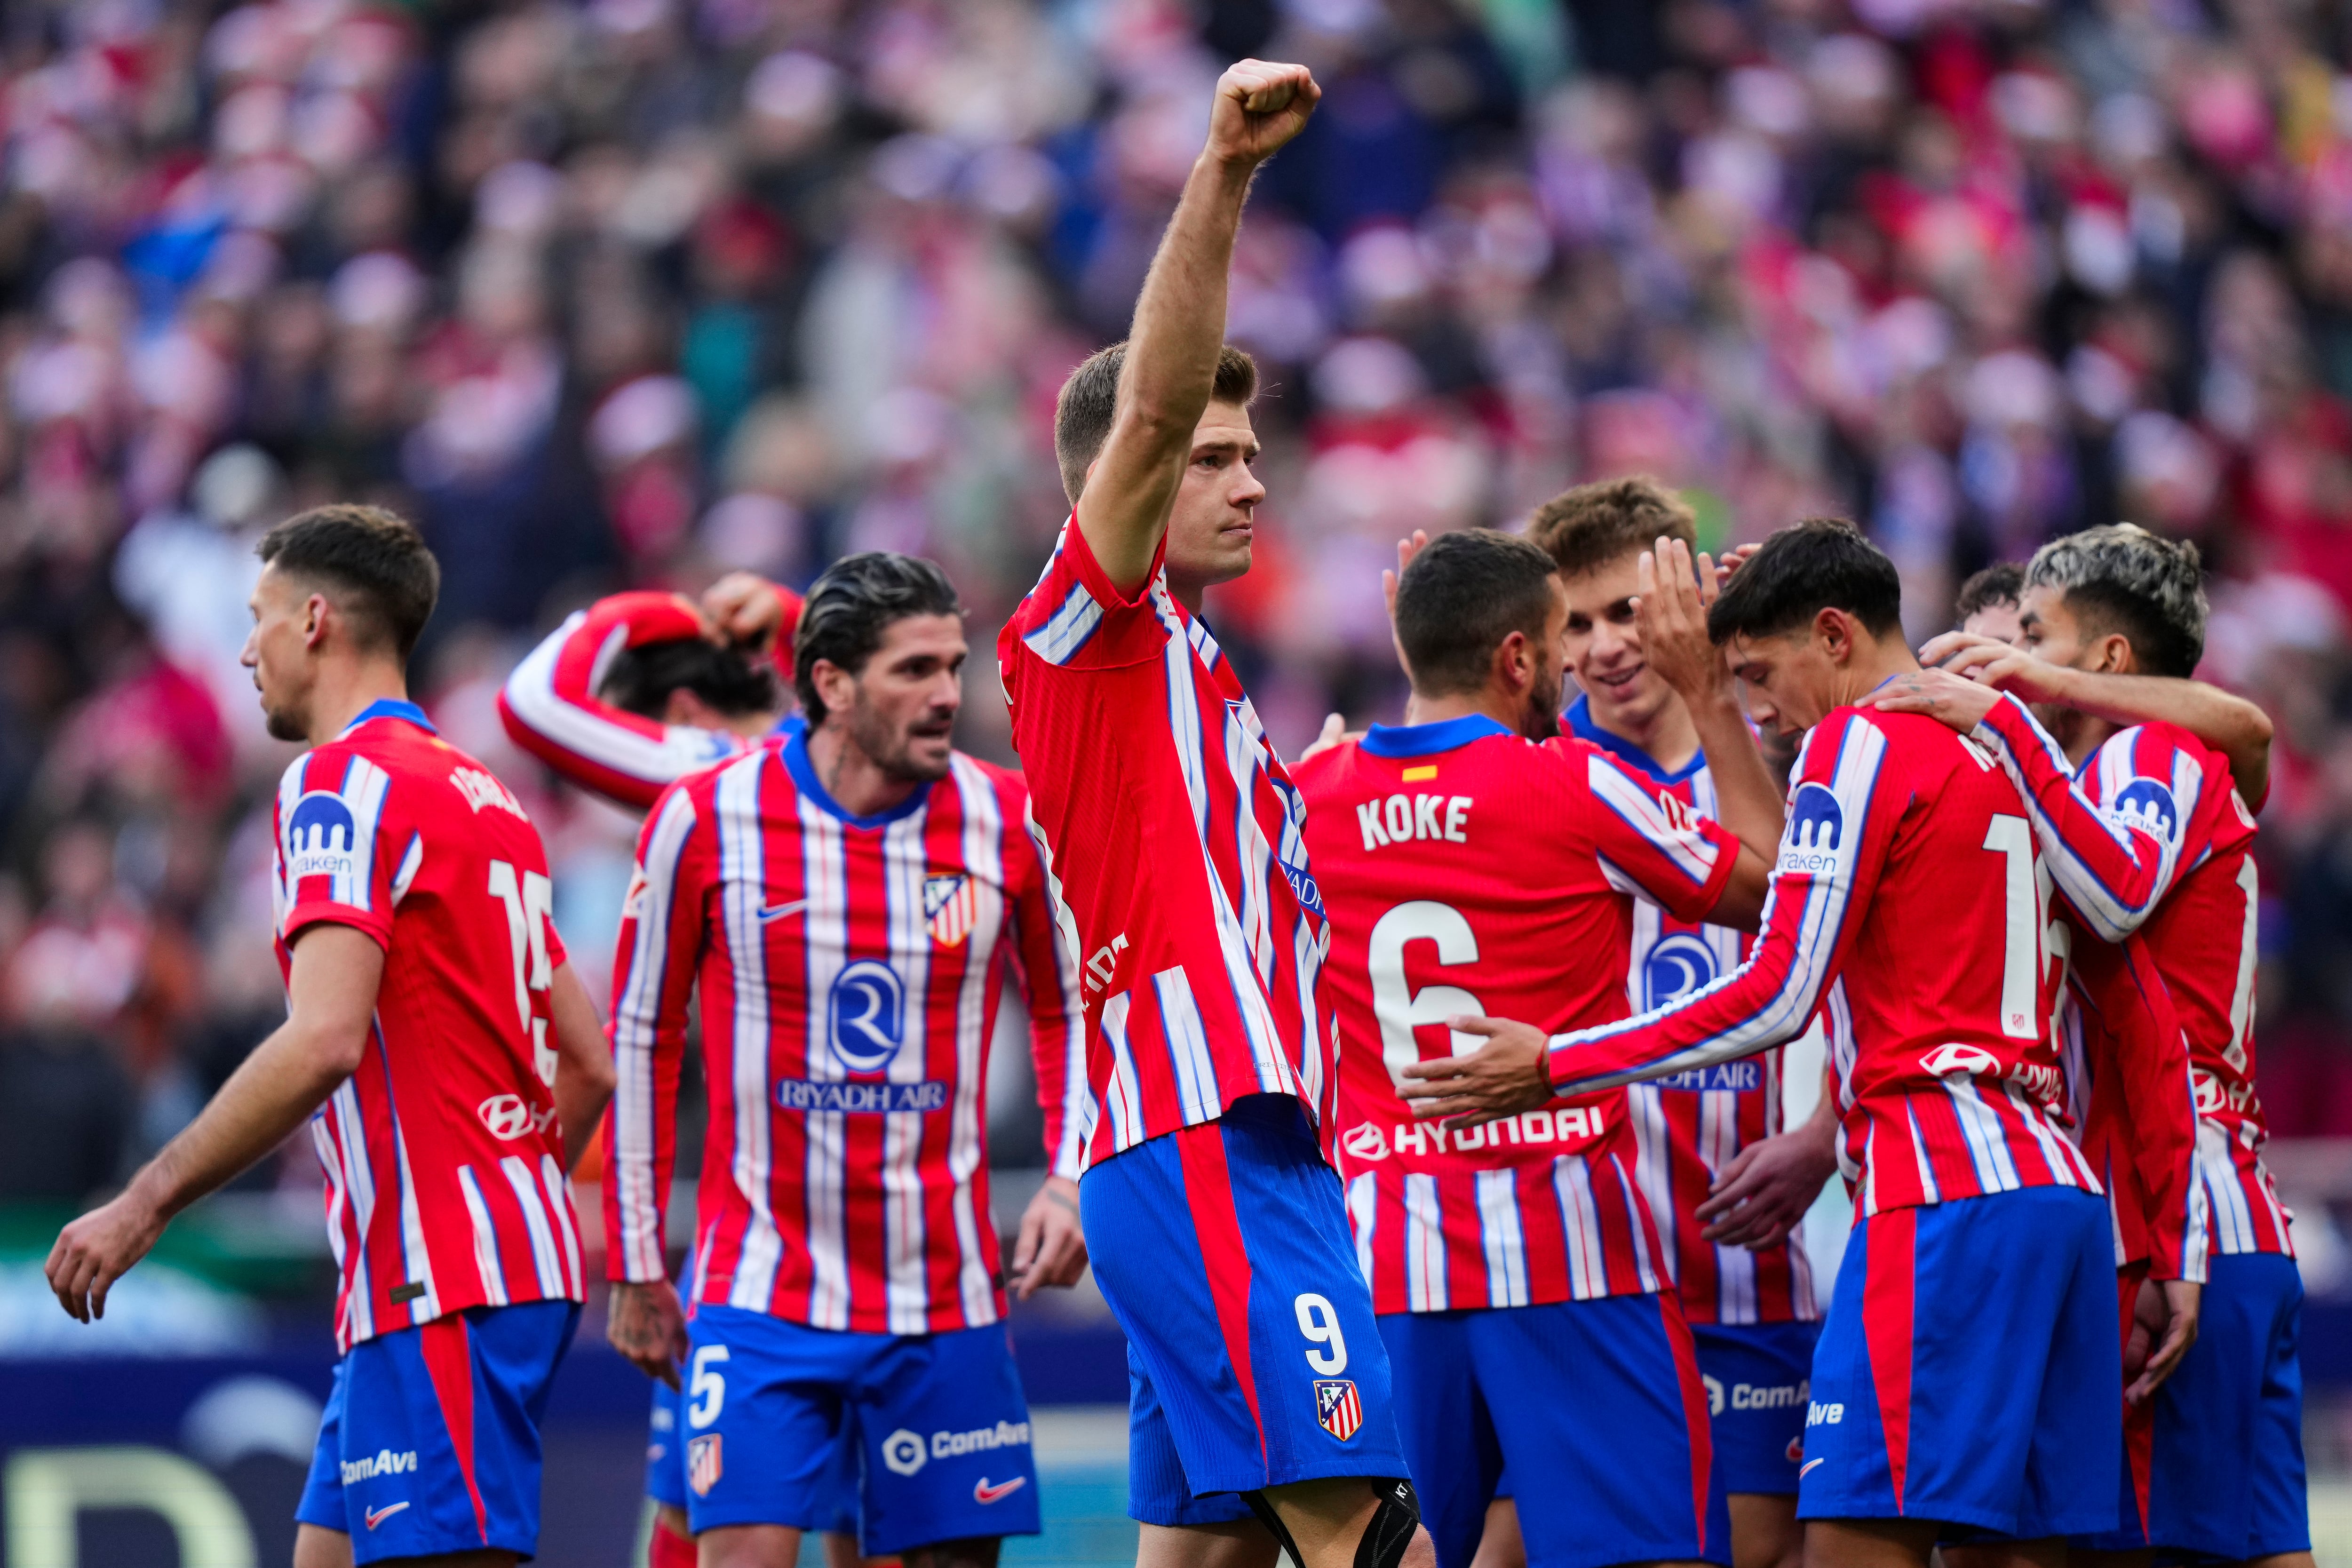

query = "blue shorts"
[2082, 1252, 2310, 1559]
[1799, 1188, 2119, 1538]
[645, 1381, 858, 1530]
[1694, 1319, 1822, 1496]
[1380, 1296, 1731, 1568]
[679, 1304, 1040, 1552]
[297, 1301, 578, 1563]
[1082, 1095, 1408, 1525]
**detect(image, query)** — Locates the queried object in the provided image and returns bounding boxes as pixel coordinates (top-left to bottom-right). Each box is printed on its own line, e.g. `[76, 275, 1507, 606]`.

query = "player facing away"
[45, 505, 617, 1568]
[1001, 58, 1432, 1568]
[1870, 525, 2310, 1568]
[1292, 529, 1787, 1568]
[501, 586, 969, 1568]
[1526, 479, 1834, 1568]
[604, 552, 1090, 1568]
[1401, 520, 2123, 1568]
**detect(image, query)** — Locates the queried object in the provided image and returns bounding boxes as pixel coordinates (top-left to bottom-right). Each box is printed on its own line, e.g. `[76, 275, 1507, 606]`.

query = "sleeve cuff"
[283, 905, 392, 953]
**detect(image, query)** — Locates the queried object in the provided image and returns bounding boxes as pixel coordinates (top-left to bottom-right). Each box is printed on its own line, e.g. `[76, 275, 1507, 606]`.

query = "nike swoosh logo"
[758, 899, 810, 923]
[365, 1502, 410, 1530]
[973, 1476, 1027, 1504]
[1799, 1459, 1825, 1480]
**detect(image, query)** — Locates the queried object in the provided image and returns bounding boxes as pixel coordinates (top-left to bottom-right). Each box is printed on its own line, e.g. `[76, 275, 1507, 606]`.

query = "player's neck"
[306, 662, 411, 747]
[2052, 706, 2114, 769]
[805, 721, 920, 818]
[1838, 644, 1920, 711]
[1589, 690, 1699, 773]
[1404, 687, 1523, 735]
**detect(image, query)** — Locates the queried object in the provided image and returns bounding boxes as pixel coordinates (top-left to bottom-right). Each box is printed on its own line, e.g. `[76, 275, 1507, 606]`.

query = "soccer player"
[46, 504, 616, 1568]
[1000, 58, 1429, 1568]
[1954, 564, 2026, 644]
[1400, 519, 2120, 1566]
[605, 551, 1090, 1568]
[1526, 479, 1834, 1568]
[1293, 527, 1787, 1568]
[502, 586, 922, 1568]
[1869, 525, 2310, 1568]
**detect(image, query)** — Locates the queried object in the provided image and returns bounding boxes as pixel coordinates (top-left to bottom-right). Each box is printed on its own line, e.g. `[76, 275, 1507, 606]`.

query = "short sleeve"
[1004, 517, 1182, 675]
[278, 751, 408, 951]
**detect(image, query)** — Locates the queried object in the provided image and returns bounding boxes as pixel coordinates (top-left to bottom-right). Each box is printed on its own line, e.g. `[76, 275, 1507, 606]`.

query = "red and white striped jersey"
[499, 589, 802, 809]
[1293, 714, 1740, 1313]
[273, 700, 584, 1353]
[1550, 707, 2101, 1215]
[602, 728, 1088, 1332]
[2054, 921, 2207, 1280]
[1972, 702, 2291, 1255]
[998, 519, 1335, 1169]
[1565, 696, 1817, 1326]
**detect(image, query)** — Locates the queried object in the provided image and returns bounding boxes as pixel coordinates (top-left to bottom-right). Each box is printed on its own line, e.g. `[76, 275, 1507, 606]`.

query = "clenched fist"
[1206, 59, 1321, 168]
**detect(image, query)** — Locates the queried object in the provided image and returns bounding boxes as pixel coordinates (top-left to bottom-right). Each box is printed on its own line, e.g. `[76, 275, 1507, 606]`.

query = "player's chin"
[901, 732, 956, 778]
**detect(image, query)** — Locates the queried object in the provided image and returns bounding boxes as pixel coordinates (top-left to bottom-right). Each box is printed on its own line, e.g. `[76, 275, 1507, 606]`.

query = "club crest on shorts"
[688, 1434, 723, 1496]
[925, 874, 977, 947]
[1315, 1379, 1362, 1441]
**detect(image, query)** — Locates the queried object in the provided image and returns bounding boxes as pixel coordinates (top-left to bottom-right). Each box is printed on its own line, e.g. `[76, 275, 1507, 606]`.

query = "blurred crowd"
[6, 0, 2352, 1208]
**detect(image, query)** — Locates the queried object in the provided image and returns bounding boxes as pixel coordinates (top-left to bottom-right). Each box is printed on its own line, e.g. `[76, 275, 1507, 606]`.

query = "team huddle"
[38, 56, 2310, 1568]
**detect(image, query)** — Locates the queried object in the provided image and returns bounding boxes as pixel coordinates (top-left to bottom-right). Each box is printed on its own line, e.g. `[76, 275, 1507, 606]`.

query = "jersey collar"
[1564, 692, 1701, 784]
[341, 698, 436, 737]
[780, 726, 932, 829]
[1359, 713, 1513, 759]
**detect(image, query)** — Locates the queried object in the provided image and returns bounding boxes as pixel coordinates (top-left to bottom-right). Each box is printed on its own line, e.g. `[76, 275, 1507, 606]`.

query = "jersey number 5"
[488, 859, 558, 1086]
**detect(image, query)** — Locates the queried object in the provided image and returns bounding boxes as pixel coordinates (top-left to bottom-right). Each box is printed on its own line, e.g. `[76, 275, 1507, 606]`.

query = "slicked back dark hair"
[1394, 529, 1562, 697]
[1706, 518, 1902, 644]
[1054, 342, 1259, 505]
[794, 552, 963, 725]
[598, 638, 780, 721]
[1525, 475, 1697, 579]
[257, 503, 440, 661]
[2025, 524, 2208, 678]
[1955, 562, 2025, 623]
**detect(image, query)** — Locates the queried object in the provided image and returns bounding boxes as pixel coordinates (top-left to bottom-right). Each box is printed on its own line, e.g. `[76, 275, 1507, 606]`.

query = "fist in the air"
[1206, 59, 1320, 168]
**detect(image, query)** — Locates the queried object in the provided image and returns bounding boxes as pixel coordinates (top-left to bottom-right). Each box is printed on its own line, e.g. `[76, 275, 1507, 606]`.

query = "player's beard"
[1523, 661, 1564, 741]
[849, 692, 955, 784]
[263, 703, 309, 743]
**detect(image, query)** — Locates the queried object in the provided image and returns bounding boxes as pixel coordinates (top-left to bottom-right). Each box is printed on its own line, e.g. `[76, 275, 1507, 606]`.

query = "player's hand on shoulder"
[1396, 1017, 1554, 1128]
[1863, 666, 2002, 733]
[1918, 630, 2066, 704]
[1009, 1174, 1088, 1299]
[45, 1189, 167, 1323]
[609, 1277, 690, 1388]
[1298, 713, 1362, 765]
[1206, 59, 1321, 168]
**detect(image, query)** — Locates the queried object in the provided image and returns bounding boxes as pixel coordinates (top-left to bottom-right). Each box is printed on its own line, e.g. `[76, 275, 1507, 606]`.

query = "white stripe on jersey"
[1588, 755, 1716, 886]
[328, 1082, 376, 1342]
[1554, 1155, 1605, 1300]
[338, 756, 392, 912]
[1099, 993, 1143, 1151]
[2006, 1081, 2086, 1192]
[457, 1167, 509, 1306]
[389, 1098, 439, 1326]
[1903, 1102, 1941, 1209]
[390, 835, 423, 905]
[948, 758, 1008, 1325]
[718, 752, 787, 1313]
[1701, 1088, 1758, 1322]
[1613, 1158, 1662, 1294]
[541, 1154, 584, 1296]
[1476, 1169, 1529, 1307]
[1404, 1173, 1446, 1311]
[1942, 1075, 2024, 1193]
[612, 788, 698, 1281]
[1154, 968, 1220, 1124]
[500, 1156, 565, 1297]
[882, 809, 934, 1336]
[1022, 582, 1104, 666]
[1347, 1173, 1377, 1290]
[1021, 802, 1092, 1179]
[2195, 1120, 2257, 1253]
[1626, 1083, 1679, 1285]
[789, 766, 847, 1325]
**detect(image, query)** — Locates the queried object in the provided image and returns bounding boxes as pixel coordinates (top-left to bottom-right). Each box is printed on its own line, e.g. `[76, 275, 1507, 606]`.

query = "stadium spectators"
[2, 0, 2352, 1203]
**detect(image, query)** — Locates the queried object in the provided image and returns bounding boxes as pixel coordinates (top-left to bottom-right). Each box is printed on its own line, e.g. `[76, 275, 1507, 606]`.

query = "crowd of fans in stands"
[6, 0, 2352, 1208]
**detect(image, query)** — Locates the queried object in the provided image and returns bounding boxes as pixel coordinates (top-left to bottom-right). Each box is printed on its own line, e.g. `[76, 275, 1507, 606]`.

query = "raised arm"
[1870, 674, 2184, 943]
[1077, 61, 1319, 593]
[1921, 632, 2272, 809]
[1635, 537, 1785, 862]
[499, 592, 763, 809]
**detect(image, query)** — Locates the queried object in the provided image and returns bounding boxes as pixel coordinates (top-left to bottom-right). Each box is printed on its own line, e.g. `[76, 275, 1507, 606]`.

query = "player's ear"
[1813, 606, 1850, 664]
[302, 592, 331, 651]
[2094, 632, 2135, 677]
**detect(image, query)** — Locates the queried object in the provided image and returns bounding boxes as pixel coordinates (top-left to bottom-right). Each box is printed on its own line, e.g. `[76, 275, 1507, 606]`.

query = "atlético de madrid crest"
[1315, 1379, 1362, 1441]
[925, 874, 977, 948]
[688, 1434, 723, 1496]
